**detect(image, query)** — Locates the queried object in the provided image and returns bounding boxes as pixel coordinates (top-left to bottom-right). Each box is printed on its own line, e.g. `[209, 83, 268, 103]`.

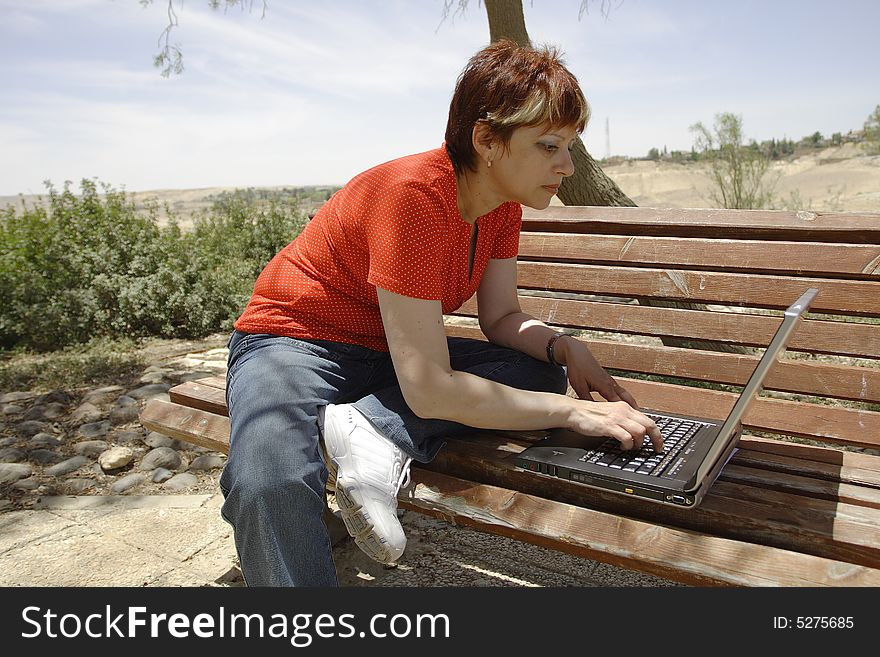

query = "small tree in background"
[864, 105, 880, 155]
[690, 112, 778, 210]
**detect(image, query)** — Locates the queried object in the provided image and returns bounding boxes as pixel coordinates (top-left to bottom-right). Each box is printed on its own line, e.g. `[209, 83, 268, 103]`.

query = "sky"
[1, 0, 878, 196]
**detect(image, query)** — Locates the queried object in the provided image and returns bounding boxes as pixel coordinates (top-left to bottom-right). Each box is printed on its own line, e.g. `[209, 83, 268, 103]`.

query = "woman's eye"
[541, 143, 558, 153]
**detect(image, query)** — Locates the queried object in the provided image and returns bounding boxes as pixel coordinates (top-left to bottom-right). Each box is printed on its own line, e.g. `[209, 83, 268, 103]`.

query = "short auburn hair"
[445, 39, 590, 175]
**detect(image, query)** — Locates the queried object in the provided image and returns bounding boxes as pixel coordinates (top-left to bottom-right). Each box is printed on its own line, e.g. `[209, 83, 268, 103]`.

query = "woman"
[220, 39, 662, 587]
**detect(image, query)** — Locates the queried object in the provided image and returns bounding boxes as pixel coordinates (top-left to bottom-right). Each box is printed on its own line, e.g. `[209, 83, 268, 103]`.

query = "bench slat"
[517, 262, 880, 315]
[445, 326, 879, 403]
[403, 469, 880, 586]
[521, 206, 880, 241]
[614, 377, 880, 449]
[186, 375, 227, 390]
[718, 463, 880, 510]
[740, 435, 880, 471]
[169, 382, 228, 416]
[731, 446, 880, 490]
[518, 233, 880, 277]
[578, 339, 879, 403]
[453, 297, 880, 359]
[140, 399, 230, 452]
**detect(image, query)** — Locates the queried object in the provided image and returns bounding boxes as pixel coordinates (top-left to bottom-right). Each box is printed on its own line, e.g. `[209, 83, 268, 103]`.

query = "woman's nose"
[557, 147, 575, 177]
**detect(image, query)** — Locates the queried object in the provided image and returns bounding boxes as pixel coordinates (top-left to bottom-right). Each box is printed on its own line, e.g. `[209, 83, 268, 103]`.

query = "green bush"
[0, 180, 306, 352]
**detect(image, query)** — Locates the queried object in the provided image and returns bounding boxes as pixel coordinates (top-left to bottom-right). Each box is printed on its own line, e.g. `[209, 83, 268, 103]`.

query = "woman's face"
[487, 123, 578, 209]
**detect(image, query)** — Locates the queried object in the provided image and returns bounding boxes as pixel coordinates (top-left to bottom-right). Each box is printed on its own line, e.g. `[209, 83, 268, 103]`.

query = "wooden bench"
[140, 205, 880, 586]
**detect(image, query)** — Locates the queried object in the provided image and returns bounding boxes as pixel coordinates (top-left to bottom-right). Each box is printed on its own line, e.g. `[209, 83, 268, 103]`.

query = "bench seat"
[140, 205, 880, 586]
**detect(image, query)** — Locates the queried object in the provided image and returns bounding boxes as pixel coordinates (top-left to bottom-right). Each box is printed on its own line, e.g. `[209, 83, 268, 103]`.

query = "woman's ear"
[471, 122, 496, 167]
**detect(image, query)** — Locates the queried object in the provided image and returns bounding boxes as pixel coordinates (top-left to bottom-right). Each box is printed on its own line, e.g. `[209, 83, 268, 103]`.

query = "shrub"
[0, 180, 306, 351]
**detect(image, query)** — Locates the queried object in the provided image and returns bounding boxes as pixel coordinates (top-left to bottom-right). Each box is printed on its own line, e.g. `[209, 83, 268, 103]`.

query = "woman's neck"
[456, 168, 502, 224]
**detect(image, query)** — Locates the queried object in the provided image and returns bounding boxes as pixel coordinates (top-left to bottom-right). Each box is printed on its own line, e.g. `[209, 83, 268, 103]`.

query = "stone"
[29, 433, 62, 448]
[81, 385, 125, 407]
[23, 403, 66, 421]
[188, 455, 225, 471]
[22, 405, 48, 421]
[126, 383, 171, 400]
[114, 395, 139, 408]
[0, 447, 26, 463]
[138, 446, 182, 471]
[2, 404, 25, 416]
[152, 467, 174, 483]
[65, 478, 97, 494]
[110, 472, 145, 494]
[98, 446, 135, 471]
[0, 391, 38, 404]
[78, 420, 111, 439]
[114, 430, 144, 446]
[109, 405, 140, 425]
[143, 432, 182, 449]
[45, 455, 90, 477]
[27, 449, 64, 465]
[0, 437, 16, 448]
[70, 402, 104, 424]
[73, 440, 110, 458]
[12, 477, 40, 490]
[163, 472, 198, 492]
[35, 390, 72, 406]
[139, 371, 167, 384]
[0, 463, 32, 484]
[17, 420, 50, 437]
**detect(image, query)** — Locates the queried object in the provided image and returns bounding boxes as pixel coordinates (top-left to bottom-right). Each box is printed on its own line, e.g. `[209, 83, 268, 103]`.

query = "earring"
[487, 159, 492, 168]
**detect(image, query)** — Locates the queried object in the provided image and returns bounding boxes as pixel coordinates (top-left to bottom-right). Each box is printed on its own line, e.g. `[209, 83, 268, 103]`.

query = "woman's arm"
[377, 284, 661, 449]
[476, 257, 643, 410]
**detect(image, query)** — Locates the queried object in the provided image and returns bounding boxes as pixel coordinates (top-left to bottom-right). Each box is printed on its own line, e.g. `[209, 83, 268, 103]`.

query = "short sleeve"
[491, 203, 523, 259]
[364, 182, 448, 300]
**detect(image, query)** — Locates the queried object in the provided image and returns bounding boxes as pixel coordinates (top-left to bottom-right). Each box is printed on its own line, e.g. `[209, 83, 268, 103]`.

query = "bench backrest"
[444, 206, 880, 454]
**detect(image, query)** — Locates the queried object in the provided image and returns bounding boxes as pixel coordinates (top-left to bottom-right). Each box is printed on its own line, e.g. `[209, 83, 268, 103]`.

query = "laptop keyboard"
[577, 414, 709, 477]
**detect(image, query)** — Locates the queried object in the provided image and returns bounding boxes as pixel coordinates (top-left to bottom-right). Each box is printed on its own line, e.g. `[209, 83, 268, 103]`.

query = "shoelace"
[393, 456, 413, 495]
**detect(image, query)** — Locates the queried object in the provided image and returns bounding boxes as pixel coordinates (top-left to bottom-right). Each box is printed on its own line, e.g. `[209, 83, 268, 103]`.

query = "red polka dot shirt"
[234, 146, 523, 352]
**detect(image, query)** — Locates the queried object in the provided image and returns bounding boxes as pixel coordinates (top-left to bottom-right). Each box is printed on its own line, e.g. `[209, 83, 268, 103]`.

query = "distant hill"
[598, 143, 879, 211]
[2, 145, 877, 228]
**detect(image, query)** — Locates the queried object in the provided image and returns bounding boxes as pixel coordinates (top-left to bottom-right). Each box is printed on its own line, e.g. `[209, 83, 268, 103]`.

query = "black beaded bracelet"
[546, 332, 566, 367]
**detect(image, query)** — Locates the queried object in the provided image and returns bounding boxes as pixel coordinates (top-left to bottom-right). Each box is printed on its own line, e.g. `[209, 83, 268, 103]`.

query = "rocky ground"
[0, 340, 231, 511]
[0, 336, 678, 587]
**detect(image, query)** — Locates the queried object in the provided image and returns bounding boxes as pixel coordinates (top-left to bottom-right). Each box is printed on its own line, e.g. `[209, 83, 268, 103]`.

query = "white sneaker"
[320, 403, 412, 564]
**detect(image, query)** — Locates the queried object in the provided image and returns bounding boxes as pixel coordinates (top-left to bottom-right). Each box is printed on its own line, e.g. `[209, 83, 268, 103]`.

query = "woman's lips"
[542, 185, 560, 194]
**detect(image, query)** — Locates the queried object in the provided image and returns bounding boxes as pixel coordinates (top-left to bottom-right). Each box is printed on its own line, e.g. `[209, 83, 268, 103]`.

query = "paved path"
[0, 493, 678, 587]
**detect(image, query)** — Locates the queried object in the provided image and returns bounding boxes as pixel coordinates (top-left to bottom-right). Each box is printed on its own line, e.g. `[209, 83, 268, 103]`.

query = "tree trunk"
[484, 0, 634, 207]
[483, 0, 746, 354]
[484, 0, 530, 46]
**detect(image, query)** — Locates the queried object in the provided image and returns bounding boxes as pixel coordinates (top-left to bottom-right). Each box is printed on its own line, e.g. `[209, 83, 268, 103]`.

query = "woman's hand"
[555, 335, 634, 403]
[556, 336, 662, 450]
[567, 399, 663, 451]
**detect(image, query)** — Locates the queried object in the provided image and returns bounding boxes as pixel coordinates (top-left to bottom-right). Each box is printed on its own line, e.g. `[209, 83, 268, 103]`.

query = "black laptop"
[514, 288, 818, 508]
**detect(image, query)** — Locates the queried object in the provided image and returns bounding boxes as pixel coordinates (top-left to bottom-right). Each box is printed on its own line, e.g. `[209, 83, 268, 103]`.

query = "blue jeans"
[219, 330, 567, 586]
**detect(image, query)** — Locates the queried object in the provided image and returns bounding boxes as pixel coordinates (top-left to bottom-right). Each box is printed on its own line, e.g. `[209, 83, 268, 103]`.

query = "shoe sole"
[323, 408, 403, 565]
[334, 478, 399, 564]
